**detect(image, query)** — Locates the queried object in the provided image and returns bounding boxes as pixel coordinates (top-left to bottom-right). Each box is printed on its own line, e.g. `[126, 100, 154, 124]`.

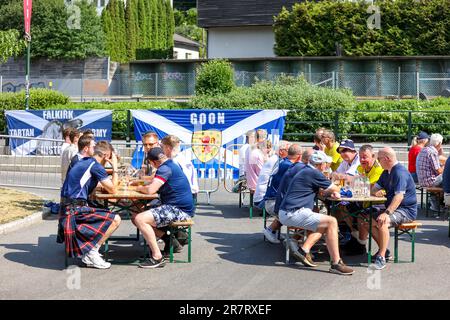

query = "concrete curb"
[0, 209, 51, 236]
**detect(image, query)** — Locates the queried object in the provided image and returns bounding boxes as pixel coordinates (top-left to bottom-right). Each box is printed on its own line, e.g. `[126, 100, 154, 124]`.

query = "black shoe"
[138, 256, 166, 269]
[342, 237, 366, 256]
[163, 237, 183, 257]
[292, 247, 318, 267]
[371, 249, 391, 262]
[176, 229, 189, 246]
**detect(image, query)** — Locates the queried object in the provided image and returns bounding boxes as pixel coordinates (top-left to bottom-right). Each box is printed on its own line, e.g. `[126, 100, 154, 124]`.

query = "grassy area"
[0, 188, 44, 224]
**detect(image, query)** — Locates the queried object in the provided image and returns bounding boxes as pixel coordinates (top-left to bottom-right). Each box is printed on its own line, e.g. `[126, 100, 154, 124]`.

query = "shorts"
[278, 208, 322, 232]
[372, 208, 412, 227]
[148, 204, 192, 228]
[264, 199, 276, 217]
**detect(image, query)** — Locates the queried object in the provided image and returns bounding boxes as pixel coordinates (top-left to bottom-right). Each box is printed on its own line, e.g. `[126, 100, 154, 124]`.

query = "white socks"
[352, 230, 367, 245]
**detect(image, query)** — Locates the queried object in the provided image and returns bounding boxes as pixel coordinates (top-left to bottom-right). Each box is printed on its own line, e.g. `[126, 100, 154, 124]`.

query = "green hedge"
[274, 0, 450, 56]
[195, 59, 235, 95]
[351, 99, 450, 142]
[0, 89, 179, 138]
[2, 86, 449, 142]
[190, 75, 356, 138]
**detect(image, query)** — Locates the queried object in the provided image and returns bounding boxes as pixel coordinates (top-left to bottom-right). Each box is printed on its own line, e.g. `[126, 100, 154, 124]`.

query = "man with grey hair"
[301, 147, 314, 164]
[278, 150, 354, 275]
[416, 133, 445, 211]
[369, 147, 417, 270]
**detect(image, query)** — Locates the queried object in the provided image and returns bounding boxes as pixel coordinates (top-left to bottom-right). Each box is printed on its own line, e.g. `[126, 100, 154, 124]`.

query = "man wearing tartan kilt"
[60, 137, 121, 269]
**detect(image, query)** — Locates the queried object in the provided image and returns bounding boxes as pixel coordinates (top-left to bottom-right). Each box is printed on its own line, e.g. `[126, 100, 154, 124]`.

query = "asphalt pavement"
[0, 186, 449, 300]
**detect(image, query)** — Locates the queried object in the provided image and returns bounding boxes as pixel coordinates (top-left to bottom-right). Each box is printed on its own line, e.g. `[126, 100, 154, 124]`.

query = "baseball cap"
[338, 139, 356, 153]
[417, 131, 429, 140]
[146, 147, 165, 161]
[309, 150, 332, 164]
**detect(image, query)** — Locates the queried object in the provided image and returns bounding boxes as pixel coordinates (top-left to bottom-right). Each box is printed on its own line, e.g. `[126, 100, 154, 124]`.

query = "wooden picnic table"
[94, 185, 159, 264]
[327, 195, 387, 265]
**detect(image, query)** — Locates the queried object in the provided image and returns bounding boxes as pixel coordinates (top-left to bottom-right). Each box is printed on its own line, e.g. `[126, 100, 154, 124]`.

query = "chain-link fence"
[1, 72, 449, 100]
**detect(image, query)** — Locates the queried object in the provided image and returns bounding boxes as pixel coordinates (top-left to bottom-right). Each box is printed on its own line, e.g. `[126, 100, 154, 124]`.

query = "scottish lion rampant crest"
[191, 130, 222, 163]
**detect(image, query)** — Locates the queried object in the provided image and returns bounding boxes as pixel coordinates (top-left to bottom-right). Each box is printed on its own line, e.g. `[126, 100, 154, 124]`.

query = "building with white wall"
[198, 0, 301, 59]
[173, 34, 200, 59]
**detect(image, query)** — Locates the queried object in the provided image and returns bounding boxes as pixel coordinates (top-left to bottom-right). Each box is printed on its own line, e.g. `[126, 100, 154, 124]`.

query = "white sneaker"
[263, 227, 280, 244]
[85, 250, 111, 269]
[81, 253, 93, 266]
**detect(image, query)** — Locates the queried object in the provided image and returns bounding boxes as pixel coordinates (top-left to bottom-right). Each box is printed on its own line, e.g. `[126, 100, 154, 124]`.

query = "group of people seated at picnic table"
[407, 131, 450, 210]
[239, 127, 449, 275]
[57, 128, 197, 269]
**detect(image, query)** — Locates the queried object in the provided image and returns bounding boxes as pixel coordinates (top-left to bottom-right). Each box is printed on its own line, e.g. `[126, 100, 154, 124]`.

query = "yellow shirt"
[357, 160, 384, 185]
[325, 142, 343, 172]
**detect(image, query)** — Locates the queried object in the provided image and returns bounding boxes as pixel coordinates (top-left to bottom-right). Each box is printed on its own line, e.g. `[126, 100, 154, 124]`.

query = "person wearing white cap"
[278, 150, 355, 275]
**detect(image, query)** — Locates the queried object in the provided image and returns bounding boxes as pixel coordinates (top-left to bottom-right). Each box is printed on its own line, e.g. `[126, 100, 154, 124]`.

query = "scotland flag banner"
[131, 109, 287, 179]
[5, 110, 112, 155]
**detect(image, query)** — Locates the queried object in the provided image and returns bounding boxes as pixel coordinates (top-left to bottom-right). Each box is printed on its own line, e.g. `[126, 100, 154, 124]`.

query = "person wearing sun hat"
[331, 139, 360, 181]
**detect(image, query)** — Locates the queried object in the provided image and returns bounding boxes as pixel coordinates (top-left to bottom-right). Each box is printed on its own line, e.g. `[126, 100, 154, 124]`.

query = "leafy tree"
[102, 0, 127, 62]
[125, 0, 138, 60]
[0, 0, 105, 59]
[274, 0, 450, 56]
[0, 29, 25, 62]
[165, 0, 175, 57]
[157, 0, 167, 49]
[196, 60, 235, 95]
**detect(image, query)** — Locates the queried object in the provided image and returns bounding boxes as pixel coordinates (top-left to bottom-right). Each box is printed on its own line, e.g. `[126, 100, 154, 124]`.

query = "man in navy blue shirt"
[279, 151, 354, 275]
[60, 139, 121, 269]
[135, 147, 194, 268]
[369, 147, 417, 270]
[443, 157, 450, 207]
[262, 143, 302, 243]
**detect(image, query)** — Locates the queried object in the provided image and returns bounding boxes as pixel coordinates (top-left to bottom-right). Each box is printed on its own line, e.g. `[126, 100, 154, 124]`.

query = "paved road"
[0, 186, 449, 300]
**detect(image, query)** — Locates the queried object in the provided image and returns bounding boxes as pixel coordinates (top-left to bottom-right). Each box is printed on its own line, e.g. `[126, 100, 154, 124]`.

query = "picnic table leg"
[169, 227, 174, 263]
[239, 190, 242, 208]
[188, 226, 192, 263]
[368, 206, 372, 266]
[249, 192, 253, 219]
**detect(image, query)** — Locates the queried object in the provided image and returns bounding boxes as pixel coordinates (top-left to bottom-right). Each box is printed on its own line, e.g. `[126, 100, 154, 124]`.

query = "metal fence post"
[332, 71, 335, 89]
[407, 111, 412, 146]
[416, 71, 420, 100]
[334, 110, 340, 140]
[80, 74, 84, 102]
[126, 109, 131, 147]
[155, 73, 158, 97]
[0, 75, 2, 93]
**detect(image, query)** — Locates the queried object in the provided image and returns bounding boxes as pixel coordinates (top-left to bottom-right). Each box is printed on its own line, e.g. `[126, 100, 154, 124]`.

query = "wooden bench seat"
[168, 219, 194, 263]
[394, 221, 422, 263]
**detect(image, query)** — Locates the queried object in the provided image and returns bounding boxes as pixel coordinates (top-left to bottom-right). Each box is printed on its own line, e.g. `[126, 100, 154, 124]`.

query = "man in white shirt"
[61, 127, 73, 154]
[331, 139, 360, 180]
[253, 140, 291, 206]
[60, 128, 80, 184]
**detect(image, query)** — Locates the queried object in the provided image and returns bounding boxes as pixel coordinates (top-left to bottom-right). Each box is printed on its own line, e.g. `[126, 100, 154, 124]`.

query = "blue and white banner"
[5, 110, 112, 155]
[131, 109, 287, 179]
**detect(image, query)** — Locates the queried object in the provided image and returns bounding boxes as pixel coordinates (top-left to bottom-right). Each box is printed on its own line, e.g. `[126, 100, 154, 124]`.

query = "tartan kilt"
[59, 205, 116, 258]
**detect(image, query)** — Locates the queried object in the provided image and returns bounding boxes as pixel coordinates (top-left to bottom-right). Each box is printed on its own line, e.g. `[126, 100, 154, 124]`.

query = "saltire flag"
[5, 110, 112, 155]
[131, 109, 287, 179]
